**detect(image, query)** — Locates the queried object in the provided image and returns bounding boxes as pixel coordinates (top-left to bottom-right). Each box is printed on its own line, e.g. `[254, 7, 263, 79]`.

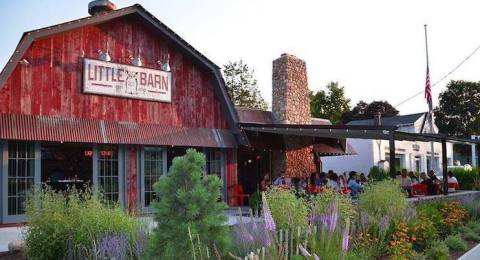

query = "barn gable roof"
[0, 4, 240, 131]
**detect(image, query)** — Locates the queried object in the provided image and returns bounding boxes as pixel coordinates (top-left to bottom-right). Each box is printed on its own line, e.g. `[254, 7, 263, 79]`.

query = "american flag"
[425, 66, 433, 111]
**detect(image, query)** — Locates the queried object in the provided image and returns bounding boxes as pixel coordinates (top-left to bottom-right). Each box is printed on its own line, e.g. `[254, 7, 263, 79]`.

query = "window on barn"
[142, 147, 166, 210]
[97, 146, 120, 204]
[7, 142, 35, 216]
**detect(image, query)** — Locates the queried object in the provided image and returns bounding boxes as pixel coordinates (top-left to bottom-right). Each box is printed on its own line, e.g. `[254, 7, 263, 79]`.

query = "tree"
[223, 60, 268, 110]
[340, 100, 399, 124]
[434, 80, 480, 137]
[309, 81, 351, 124]
[340, 100, 369, 123]
[149, 149, 231, 258]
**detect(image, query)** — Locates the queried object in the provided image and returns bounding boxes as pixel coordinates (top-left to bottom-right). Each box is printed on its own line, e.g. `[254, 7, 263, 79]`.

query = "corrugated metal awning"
[0, 114, 236, 148]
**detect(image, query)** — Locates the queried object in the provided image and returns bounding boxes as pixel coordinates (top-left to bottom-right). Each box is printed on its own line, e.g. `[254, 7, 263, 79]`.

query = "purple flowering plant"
[98, 233, 129, 260]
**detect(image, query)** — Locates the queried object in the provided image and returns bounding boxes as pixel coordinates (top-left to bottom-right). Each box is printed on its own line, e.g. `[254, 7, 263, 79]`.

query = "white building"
[322, 113, 453, 175]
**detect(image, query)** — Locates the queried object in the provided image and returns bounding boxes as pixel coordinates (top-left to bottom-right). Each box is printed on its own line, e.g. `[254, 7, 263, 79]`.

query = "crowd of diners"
[397, 169, 460, 197]
[259, 168, 461, 198]
[260, 170, 367, 198]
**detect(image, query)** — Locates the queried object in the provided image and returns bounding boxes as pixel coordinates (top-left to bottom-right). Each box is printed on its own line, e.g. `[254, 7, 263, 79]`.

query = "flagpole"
[424, 24, 436, 172]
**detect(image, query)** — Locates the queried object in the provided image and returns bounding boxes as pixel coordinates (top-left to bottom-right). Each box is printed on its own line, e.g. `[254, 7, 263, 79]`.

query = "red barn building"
[0, 1, 349, 223]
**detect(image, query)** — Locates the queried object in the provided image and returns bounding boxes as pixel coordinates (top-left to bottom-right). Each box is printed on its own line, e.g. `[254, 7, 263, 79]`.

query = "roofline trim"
[0, 6, 139, 88]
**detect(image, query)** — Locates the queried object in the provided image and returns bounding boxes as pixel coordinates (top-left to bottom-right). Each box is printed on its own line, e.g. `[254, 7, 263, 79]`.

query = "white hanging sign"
[83, 58, 172, 102]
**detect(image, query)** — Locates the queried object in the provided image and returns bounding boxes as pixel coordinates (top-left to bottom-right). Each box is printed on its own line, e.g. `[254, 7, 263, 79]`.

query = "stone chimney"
[271, 54, 316, 178]
[88, 0, 116, 15]
[373, 112, 382, 126]
[272, 54, 311, 124]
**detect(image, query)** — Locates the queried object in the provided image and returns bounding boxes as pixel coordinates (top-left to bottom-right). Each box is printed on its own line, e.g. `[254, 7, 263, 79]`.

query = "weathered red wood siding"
[0, 16, 236, 210]
[126, 145, 138, 213]
[226, 148, 238, 206]
[0, 16, 229, 129]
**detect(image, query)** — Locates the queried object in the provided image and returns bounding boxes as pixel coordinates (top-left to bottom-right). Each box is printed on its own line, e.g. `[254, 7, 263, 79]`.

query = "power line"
[394, 43, 480, 108]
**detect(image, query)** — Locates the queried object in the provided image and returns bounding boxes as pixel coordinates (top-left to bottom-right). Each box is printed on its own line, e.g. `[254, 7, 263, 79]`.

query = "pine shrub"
[149, 149, 231, 259]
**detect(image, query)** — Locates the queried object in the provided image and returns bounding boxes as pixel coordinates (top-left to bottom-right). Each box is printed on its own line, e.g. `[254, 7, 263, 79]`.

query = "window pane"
[143, 148, 164, 208]
[18, 160, 26, 177]
[8, 159, 16, 177]
[97, 146, 119, 205]
[7, 142, 35, 216]
[8, 197, 16, 215]
[8, 178, 16, 196]
[17, 197, 26, 215]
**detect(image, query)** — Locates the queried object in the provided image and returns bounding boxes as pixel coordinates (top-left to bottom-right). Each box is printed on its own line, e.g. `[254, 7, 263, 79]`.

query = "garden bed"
[451, 241, 478, 260]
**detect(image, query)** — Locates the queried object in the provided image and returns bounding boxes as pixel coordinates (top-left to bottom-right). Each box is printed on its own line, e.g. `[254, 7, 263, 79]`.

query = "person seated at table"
[292, 177, 308, 192]
[348, 171, 363, 197]
[359, 173, 368, 185]
[326, 172, 340, 192]
[339, 175, 348, 189]
[395, 170, 402, 180]
[447, 171, 459, 192]
[409, 171, 419, 184]
[260, 174, 270, 192]
[428, 170, 439, 183]
[400, 170, 413, 196]
[428, 170, 441, 193]
[420, 172, 436, 195]
[314, 172, 327, 187]
[273, 175, 285, 186]
[308, 173, 319, 193]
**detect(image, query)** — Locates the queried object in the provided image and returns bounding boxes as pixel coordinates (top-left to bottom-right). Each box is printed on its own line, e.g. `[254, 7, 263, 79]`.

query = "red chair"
[228, 184, 250, 207]
[448, 182, 460, 192]
[412, 184, 427, 196]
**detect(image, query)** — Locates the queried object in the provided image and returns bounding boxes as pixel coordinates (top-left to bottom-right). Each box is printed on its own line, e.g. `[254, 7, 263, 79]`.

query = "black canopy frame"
[240, 123, 480, 195]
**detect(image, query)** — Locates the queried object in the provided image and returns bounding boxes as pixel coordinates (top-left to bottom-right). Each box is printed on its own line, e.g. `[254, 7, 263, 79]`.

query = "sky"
[1, 0, 480, 115]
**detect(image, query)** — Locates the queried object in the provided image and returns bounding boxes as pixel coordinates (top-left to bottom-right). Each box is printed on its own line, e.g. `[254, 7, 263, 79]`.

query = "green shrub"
[456, 225, 472, 234]
[266, 187, 309, 230]
[149, 149, 231, 259]
[311, 189, 356, 224]
[24, 187, 143, 260]
[464, 229, 480, 241]
[408, 216, 438, 251]
[416, 202, 444, 230]
[467, 220, 480, 233]
[358, 180, 408, 221]
[452, 168, 479, 190]
[368, 166, 389, 182]
[444, 234, 468, 251]
[424, 240, 449, 260]
[411, 251, 427, 260]
[249, 190, 262, 214]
